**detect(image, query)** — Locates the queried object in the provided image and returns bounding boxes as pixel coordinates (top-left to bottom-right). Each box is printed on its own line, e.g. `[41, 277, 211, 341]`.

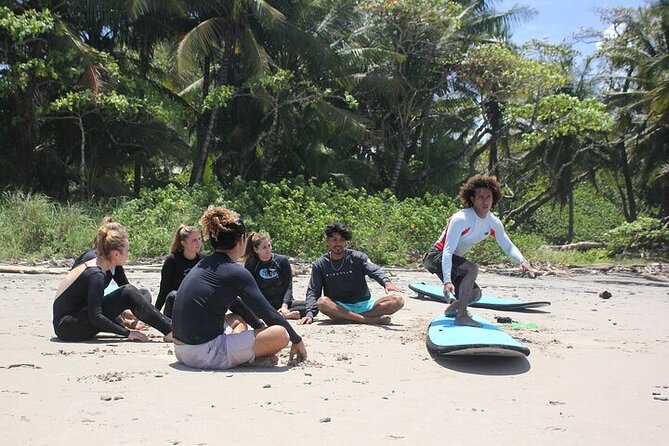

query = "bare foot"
[163, 332, 174, 343]
[444, 302, 458, 317]
[454, 315, 481, 327]
[284, 311, 301, 320]
[244, 355, 279, 367]
[365, 315, 392, 325]
[126, 319, 149, 330]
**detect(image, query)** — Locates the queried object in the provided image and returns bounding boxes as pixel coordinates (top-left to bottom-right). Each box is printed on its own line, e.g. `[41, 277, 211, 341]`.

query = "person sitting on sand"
[423, 174, 534, 327]
[72, 216, 152, 329]
[301, 222, 404, 325]
[53, 220, 173, 342]
[171, 206, 307, 369]
[154, 225, 204, 318]
[243, 232, 307, 320]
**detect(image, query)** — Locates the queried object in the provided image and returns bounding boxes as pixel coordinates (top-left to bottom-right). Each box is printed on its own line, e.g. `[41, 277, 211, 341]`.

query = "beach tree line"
[0, 0, 667, 246]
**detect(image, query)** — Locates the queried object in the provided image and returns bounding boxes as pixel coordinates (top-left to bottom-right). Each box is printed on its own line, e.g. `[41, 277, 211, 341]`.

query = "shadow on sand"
[431, 353, 531, 376]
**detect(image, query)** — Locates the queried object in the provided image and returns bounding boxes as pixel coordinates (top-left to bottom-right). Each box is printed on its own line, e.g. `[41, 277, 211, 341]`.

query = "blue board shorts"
[336, 297, 377, 314]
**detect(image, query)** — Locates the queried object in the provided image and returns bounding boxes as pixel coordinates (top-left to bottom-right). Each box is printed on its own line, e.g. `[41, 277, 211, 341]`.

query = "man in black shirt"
[301, 222, 404, 325]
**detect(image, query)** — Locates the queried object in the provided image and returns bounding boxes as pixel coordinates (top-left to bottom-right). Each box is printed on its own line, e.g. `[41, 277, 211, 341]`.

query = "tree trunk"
[617, 140, 637, 222]
[484, 99, 502, 179]
[76, 116, 87, 200]
[190, 50, 231, 186]
[567, 186, 574, 243]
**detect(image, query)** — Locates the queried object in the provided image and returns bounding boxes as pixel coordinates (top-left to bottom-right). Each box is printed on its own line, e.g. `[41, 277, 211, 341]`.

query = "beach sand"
[1, 266, 668, 445]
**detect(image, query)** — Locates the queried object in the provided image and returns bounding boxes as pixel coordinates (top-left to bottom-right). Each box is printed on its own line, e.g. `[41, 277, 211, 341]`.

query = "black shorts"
[422, 246, 480, 295]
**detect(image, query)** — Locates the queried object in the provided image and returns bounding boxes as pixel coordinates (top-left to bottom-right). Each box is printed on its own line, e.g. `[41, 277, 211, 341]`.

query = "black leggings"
[54, 285, 172, 341]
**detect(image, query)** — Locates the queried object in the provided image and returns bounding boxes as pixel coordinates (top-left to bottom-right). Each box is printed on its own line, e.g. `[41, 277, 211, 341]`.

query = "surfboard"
[410, 282, 550, 310]
[427, 314, 530, 357]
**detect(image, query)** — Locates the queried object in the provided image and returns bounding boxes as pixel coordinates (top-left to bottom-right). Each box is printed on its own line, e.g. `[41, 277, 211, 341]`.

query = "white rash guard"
[434, 207, 525, 283]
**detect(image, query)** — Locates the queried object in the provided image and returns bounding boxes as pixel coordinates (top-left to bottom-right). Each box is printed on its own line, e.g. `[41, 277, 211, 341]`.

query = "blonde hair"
[170, 225, 199, 254]
[94, 221, 128, 259]
[199, 206, 246, 250]
[243, 231, 271, 264]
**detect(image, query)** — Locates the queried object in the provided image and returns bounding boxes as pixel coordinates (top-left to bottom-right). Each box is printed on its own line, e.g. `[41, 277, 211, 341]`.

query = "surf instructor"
[423, 174, 534, 327]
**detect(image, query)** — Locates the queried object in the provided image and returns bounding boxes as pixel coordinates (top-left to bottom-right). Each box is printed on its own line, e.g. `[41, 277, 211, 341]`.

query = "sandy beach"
[2, 264, 668, 445]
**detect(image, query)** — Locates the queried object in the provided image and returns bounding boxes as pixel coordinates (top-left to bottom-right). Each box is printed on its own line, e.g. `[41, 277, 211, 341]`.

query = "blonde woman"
[155, 225, 203, 318]
[171, 206, 307, 369]
[53, 221, 172, 342]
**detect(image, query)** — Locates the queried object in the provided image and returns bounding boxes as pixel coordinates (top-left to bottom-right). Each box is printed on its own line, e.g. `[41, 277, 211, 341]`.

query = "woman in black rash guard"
[171, 206, 307, 369]
[154, 225, 204, 318]
[243, 232, 307, 319]
[53, 221, 173, 342]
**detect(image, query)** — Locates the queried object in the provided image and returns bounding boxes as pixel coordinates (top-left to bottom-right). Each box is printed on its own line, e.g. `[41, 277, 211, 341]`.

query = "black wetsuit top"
[244, 253, 293, 310]
[53, 265, 129, 337]
[73, 248, 128, 287]
[155, 251, 204, 312]
[305, 249, 390, 317]
[172, 252, 303, 346]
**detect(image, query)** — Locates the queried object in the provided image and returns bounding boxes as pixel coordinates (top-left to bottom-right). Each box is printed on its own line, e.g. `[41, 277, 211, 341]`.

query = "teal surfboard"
[427, 314, 530, 357]
[410, 282, 550, 310]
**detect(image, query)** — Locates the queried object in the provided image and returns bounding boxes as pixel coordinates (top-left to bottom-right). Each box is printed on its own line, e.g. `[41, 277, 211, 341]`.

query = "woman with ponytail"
[53, 220, 172, 342]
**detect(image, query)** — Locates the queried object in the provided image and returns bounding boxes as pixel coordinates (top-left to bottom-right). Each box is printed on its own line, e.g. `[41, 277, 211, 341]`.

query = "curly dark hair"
[325, 221, 352, 240]
[199, 206, 246, 250]
[458, 174, 504, 207]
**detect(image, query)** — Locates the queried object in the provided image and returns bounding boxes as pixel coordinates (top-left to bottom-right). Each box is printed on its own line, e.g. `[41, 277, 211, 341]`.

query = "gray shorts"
[174, 328, 256, 370]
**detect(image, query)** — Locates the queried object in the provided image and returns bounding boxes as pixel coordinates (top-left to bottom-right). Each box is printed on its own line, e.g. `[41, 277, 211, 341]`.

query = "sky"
[496, 0, 650, 54]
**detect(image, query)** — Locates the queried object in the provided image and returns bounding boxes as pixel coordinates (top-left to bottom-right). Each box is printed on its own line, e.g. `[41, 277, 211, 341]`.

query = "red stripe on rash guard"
[435, 221, 471, 251]
[434, 219, 451, 250]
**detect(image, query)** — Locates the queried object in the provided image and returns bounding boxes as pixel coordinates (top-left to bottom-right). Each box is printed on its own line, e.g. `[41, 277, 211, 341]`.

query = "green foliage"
[1, 182, 666, 266]
[0, 191, 98, 260]
[522, 183, 625, 244]
[605, 217, 669, 260]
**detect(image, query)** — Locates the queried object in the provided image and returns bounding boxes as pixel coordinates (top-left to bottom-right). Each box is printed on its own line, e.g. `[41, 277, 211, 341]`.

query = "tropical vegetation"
[0, 0, 667, 264]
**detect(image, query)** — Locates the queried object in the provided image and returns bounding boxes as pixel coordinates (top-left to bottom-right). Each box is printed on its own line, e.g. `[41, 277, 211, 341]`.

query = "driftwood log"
[540, 242, 606, 251]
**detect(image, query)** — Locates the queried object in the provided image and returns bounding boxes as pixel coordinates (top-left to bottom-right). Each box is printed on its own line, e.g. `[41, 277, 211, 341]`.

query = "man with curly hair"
[423, 174, 533, 326]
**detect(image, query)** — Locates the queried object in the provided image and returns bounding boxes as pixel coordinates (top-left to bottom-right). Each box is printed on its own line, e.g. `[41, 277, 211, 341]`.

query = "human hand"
[520, 261, 536, 278]
[443, 282, 455, 301]
[278, 307, 291, 318]
[127, 330, 149, 342]
[290, 341, 307, 363]
[297, 316, 313, 325]
[384, 282, 403, 293]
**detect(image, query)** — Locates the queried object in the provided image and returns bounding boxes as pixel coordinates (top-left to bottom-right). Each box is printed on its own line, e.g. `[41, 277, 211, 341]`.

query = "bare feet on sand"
[285, 310, 301, 320]
[163, 332, 174, 343]
[364, 315, 392, 325]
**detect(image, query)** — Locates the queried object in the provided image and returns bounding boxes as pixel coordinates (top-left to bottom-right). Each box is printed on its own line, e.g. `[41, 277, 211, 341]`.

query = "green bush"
[1, 180, 664, 266]
[605, 217, 669, 260]
[523, 183, 624, 244]
[0, 191, 97, 260]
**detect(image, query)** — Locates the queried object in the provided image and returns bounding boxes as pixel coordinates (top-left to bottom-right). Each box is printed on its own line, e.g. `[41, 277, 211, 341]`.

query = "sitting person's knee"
[316, 297, 331, 311]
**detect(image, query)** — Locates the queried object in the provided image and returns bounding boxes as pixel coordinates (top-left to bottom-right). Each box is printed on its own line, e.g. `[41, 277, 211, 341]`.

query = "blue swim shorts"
[336, 297, 377, 314]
